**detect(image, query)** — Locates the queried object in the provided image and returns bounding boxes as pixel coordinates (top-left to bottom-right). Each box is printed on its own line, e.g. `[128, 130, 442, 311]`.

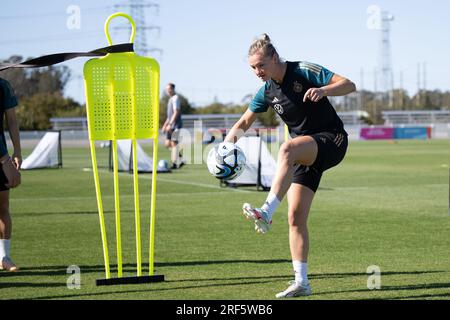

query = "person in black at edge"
[0, 77, 22, 272]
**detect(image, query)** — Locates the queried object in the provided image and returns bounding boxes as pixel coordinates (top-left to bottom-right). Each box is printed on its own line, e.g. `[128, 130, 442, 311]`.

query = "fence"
[382, 110, 450, 125]
[12, 110, 448, 147]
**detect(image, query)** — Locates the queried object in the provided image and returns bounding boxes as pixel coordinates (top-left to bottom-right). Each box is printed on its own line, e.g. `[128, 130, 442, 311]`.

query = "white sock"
[261, 192, 280, 217]
[0, 239, 10, 259]
[293, 260, 308, 285]
[171, 147, 179, 166]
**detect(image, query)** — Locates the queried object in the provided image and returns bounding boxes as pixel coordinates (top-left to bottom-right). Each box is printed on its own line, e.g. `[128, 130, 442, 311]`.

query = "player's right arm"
[224, 108, 258, 143]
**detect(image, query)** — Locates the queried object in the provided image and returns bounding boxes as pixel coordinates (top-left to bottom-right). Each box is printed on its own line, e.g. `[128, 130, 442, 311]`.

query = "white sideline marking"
[12, 191, 245, 202]
[82, 168, 251, 193]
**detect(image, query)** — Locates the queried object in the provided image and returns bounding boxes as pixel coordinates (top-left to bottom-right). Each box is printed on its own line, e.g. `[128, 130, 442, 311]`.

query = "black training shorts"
[292, 131, 348, 193]
[166, 128, 181, 142]
[0, 167, 9, 192]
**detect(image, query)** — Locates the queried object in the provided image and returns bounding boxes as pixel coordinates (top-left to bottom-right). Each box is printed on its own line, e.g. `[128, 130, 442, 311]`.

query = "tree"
[1, 55, 78, 130]
[194, 102, 245, 115]
[1, 56, 71, 99]
[15, 92, 84, 130]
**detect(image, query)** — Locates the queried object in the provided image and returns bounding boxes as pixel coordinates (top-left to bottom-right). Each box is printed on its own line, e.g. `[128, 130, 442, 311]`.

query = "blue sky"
[1, 0, 449, 107]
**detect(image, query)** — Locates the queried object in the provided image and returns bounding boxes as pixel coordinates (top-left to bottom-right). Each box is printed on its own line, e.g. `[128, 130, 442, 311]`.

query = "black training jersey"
[0, 78, 18, 157]
[249, 61, 346, 137]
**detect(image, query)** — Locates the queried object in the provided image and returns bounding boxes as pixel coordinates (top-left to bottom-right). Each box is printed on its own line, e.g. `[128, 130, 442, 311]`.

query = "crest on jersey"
[293, 81, 303, 93]
[273, 103, 284, 114]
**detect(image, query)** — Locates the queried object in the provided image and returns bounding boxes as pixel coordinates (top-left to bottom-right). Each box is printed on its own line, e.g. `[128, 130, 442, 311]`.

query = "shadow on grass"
[0, 282, 66, 289]
[0, 259, 293, 278]
[17, 276, 450, 301]
[312, 282, 450, 299]
[309, 270, 447, 280]
[20, 277, 283, 300]
[2, 260, 448, 300]
[2, 262, 446, 279]
[317, 187, 335, 191]
[388, 292, 450, 299]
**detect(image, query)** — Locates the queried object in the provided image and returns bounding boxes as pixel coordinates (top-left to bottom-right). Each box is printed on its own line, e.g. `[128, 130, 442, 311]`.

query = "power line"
[379, 10, 394, 106]
[113, 0, 162, 57]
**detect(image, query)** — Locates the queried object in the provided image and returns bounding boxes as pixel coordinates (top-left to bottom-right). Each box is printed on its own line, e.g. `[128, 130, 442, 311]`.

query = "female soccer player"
[224, 34, 356, 297]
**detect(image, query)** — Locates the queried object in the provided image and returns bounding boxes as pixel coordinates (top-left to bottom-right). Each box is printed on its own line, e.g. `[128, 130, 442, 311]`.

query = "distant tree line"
[330, 89, 450, 124]
[1, 55, 83, 130]
[1, 55, 449, 129]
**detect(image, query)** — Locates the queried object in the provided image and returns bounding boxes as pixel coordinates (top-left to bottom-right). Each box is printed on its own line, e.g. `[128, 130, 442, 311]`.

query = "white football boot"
[242, 203, 272, 234]
[275, 281, 312, 298]
[0, 256, 19, 272]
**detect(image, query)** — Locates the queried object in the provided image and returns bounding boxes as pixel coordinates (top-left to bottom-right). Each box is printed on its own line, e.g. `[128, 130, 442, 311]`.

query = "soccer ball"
[207, 142, 246, 180]
[157, 159, 170, 171]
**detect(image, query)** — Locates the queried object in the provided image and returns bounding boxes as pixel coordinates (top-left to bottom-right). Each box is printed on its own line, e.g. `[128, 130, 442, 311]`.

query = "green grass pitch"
[1, 139, 449, 300]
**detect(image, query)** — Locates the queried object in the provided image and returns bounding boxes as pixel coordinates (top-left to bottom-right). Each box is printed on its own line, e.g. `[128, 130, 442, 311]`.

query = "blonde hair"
[248, 33, 278, 59]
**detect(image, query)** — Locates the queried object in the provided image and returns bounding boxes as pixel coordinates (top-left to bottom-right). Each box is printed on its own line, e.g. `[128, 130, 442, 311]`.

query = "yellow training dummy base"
[84, 12, 163, 286]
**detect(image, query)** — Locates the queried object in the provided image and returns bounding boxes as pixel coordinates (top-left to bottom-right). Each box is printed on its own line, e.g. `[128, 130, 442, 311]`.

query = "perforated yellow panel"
[83, 14, 160, 141]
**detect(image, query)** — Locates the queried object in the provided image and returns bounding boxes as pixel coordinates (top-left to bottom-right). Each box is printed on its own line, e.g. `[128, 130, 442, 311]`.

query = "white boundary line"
[11, 191, 244, 202]
[82, 168, 251, 193]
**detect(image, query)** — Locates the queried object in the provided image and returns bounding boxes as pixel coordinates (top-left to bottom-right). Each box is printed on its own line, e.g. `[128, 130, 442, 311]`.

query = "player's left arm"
[304, 73, 356, 102]
[5, 108, 22, 170]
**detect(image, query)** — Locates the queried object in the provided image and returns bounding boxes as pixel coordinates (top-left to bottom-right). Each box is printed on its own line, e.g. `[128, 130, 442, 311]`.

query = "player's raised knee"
[279, 141, 296, 164]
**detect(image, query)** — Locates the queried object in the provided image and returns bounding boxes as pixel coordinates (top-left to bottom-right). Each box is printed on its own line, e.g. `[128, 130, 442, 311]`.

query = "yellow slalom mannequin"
[84, 12, 163, 285]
